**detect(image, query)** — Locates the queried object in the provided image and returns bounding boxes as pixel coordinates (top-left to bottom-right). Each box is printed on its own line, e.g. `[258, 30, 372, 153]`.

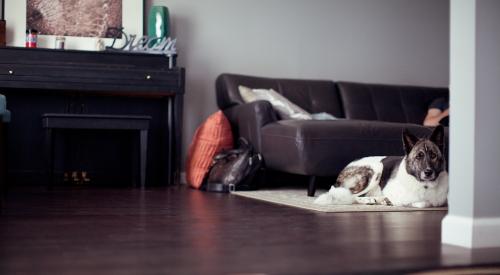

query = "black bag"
[203, 138, 263, 193]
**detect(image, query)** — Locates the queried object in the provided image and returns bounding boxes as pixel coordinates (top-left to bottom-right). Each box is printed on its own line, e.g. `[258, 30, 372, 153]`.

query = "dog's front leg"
[410, 201, 432, 208]
[355, 196, 392, 206]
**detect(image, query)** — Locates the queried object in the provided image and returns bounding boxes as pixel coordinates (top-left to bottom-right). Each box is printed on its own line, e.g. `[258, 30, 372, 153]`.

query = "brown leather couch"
[216, 74, 449, 196]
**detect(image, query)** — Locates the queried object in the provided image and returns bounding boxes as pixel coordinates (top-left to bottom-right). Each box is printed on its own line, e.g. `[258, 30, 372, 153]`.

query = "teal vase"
[148, 6, 170, 46]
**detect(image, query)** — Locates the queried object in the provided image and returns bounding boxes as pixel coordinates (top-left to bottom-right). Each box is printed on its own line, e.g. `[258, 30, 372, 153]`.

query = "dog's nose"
[424, 169, 434, 177]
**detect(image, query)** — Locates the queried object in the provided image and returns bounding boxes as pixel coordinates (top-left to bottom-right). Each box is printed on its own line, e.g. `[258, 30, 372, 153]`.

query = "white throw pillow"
[238, 85, 312, 120]
[311, 112, 337, 120]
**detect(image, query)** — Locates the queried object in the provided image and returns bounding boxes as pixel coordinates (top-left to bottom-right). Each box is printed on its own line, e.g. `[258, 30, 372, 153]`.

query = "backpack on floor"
[203, 138, 263, 193]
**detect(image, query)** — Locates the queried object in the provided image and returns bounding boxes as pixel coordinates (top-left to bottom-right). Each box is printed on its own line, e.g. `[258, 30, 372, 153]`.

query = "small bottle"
[26, 29, 38, 48]
[55, 36, 65, 49]
[95, 38, 105, 51]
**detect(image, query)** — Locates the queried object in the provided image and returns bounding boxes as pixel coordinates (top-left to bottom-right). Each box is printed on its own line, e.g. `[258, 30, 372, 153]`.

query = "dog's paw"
[411, 201, 431, 208]
[355, 197, 377, 205]
[383, 198, 393, 206]
[355, 196, 389, 205]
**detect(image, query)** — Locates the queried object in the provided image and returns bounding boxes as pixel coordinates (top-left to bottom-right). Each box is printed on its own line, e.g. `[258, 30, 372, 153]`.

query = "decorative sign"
[105, 27, 177, 56]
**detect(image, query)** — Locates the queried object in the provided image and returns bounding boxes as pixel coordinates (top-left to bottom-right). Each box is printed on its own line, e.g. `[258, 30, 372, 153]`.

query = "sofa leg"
[307, 176, 316, 197]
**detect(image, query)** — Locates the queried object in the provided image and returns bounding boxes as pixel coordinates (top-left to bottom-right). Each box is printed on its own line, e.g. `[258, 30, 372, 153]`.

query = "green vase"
[148, 6, 170, 45]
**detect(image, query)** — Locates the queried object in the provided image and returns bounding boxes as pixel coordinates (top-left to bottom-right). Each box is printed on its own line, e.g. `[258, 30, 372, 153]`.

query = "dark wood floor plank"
[1, 186, 499, 275]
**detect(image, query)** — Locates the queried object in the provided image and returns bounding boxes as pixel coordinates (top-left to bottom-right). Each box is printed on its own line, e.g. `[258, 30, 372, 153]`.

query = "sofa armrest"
[223, 100, 278, 152]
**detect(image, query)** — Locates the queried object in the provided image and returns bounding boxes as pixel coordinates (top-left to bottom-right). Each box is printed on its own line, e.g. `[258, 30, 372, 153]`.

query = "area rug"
[410, 266, 500, 275]
[231, 188, 448, 213]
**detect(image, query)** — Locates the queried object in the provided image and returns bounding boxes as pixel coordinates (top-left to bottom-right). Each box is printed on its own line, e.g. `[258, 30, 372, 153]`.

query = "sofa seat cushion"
[260, 119, 438, 177]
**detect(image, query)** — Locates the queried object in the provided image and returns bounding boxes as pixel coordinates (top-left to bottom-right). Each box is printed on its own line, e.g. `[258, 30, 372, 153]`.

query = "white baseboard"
[442, 215, 500, 248]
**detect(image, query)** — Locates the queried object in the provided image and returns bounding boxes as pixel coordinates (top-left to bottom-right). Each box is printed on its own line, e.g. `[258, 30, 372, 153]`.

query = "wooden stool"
[42, 114, 151, 188]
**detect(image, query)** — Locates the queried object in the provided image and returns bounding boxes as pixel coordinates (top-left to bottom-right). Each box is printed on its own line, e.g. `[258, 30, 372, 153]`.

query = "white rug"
[231, 188, 448, 213]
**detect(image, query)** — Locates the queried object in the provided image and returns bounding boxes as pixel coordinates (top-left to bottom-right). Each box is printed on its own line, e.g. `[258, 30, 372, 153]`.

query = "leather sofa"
[216, 74, 449, 196]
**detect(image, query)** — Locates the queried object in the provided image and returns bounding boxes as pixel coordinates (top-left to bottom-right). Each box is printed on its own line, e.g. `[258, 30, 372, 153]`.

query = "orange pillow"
[186, 111, 234, 189]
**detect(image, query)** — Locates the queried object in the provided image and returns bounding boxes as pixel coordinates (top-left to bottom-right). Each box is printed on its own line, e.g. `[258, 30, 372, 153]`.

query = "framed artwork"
[5, 0, 143, 51]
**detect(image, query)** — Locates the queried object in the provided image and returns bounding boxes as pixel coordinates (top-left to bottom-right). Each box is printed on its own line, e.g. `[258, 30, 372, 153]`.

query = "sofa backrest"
[215, 74, 449, 124]
[337, 82, 449, 124]
[216, 74, 344, 118]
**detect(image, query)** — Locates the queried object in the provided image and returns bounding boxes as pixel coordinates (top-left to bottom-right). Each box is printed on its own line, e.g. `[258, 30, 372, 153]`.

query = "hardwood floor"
[1, 186, 499, 275]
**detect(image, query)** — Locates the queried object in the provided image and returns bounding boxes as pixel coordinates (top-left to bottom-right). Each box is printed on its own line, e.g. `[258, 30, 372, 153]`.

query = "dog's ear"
[430, 125, 445, 152]
[402, 128, 419, 155]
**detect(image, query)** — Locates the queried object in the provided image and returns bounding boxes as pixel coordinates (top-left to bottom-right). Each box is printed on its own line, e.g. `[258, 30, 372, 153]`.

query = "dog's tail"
[314, 186, 355, 205]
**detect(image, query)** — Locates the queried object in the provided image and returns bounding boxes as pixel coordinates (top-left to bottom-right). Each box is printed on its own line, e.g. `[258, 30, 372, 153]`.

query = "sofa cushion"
[260, 119, 439, 177]
[337, 82, 449, 124]
[185, 111, 234, 189]
[238, 86, 312, 120]
[216, 74, 344, 118]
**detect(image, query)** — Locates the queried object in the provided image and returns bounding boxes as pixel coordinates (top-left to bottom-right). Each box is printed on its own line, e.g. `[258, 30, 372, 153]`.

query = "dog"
[314, 126, 448, 208]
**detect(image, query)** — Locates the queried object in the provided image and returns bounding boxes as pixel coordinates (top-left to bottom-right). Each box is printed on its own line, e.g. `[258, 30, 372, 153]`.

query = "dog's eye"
[430, 152, 436, 159]
[417, 152, 424, 159]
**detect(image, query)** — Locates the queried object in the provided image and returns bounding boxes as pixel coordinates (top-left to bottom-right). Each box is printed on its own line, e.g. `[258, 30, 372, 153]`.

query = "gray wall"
[474, 0, 500, 218]
[447, 0, 475, 218]
[443, 0, 500, 248]
[447, 0, 500, 219]
[145, 0, 450, 167]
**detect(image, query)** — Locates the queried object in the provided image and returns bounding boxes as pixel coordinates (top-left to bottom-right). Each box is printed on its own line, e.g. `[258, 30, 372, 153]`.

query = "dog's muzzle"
[421, 169, 437, 181]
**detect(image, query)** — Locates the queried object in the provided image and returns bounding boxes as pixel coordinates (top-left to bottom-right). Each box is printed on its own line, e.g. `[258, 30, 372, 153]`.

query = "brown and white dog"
[314, 126, 448, 208]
